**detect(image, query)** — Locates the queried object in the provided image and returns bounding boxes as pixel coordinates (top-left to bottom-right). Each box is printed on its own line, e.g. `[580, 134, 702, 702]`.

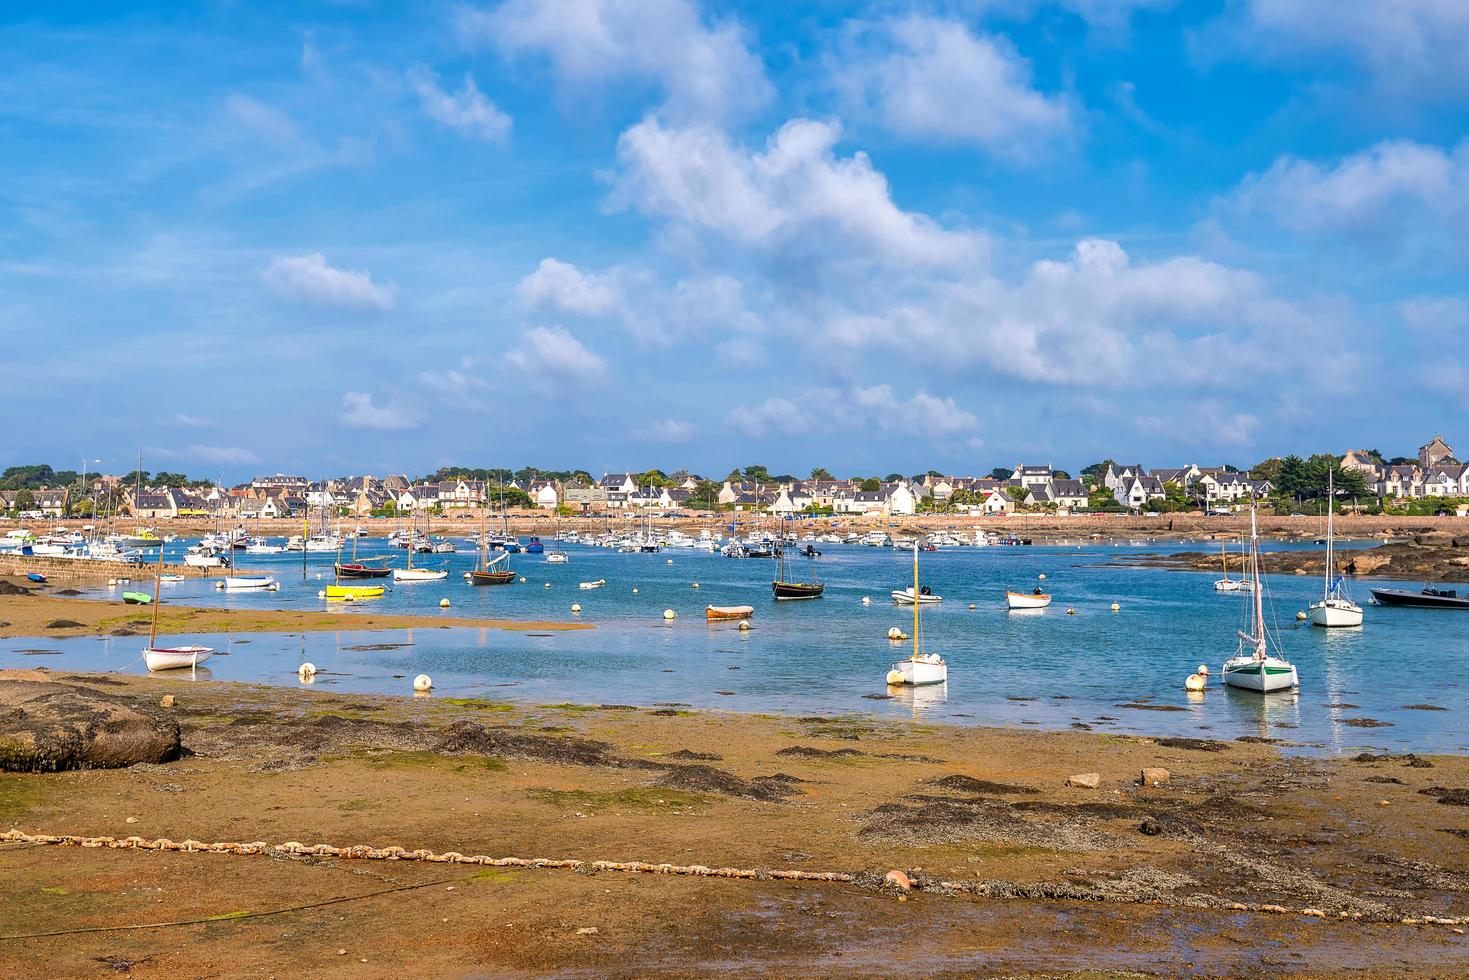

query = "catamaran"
[888, 541, 947, 685]
[142, 546, 213, 672]
[1221, 504, 1298, 693]
[1308, 471, 1363, 627]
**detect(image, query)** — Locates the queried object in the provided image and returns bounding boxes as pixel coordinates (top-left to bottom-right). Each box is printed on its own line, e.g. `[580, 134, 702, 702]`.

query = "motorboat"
[1369, 587, 1469, 609]
[892, 587, 941, 605]
[1005, 589, 1052, 610]
[224, 574, 275, 590]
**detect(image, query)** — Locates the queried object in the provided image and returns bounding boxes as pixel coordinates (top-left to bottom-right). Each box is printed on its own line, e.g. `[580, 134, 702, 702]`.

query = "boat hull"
[325, 584, 385, 599]
[1369, 588, 1469, 609]
[122, 592, 152, 605]
[891, 588, 941, 605]
[393, 568, 449, 582]
[1309, 599, 1363, 627]
[1213, 579, 1242, 592]
[892, 657, 947, 686]
[773, 581, 824, 600]
[224, 576, 274, 590]
[468, 570, 515, 585]
[1221, 656, 1297, 692]
[706, 605, 755, 621]
[1005, 592, 1052, 609]
[144, 646, 213, 671]
[336, 564, 393, 579]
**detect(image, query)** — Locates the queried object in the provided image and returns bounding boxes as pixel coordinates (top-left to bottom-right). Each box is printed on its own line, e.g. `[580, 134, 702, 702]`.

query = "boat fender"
[886, 669, 905, 686]
[413, 674, 433, 692]
[571, 603, 581, 614]
[440, 598, 451, 608]
[663, 609, 677, 621]
[1296, 610, 1307, 621]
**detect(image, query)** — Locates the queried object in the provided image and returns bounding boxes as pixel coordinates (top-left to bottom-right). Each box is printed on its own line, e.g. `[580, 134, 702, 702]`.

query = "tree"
[860, 477, 881, 492]
[809, 467, 833, 481]
[988, 467, 1012, 480]
[639, 469, 673, 488]
[1052, 469, 1072, 480]
[1080, 460, 1115, 487]
[687, 480, 722, 511]
[1006, 485, 1029, 504]
[13, 488, 36, 513]
[884, 472, 903, 483]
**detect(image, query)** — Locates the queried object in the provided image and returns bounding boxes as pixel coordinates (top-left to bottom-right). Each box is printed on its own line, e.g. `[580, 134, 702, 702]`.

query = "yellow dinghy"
[326, 584, 386, 600]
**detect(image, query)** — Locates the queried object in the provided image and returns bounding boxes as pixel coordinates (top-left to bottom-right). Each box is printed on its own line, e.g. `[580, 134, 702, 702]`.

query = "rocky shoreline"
[1, 669, 1467, 975]
[1116, 532, 1469, 584]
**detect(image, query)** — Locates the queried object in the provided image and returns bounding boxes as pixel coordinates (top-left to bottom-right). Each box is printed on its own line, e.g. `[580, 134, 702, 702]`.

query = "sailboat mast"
[148, 544, 164, 649]
[912, 541, 919, 659]
[1251, 504, 1266, 658]
[1324, 469, 1334, 600]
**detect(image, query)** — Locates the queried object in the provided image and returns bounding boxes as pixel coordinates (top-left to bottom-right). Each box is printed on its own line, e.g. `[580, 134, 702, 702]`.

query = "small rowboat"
[891, 587, 941, 605]
[224, 575, 275, 590]
[122, 591, 152, 605]
[159, 574, 184, 583]
[325, 584, 385, 599]
[25, 573, 46, 584]
[336, 561, 392, 579]
[144, 645, 213, 671]
[393, 567, 449, 582]
[579, 579, 607, 590]
[1005, 590, 1052, 609]
[705, 604, 754, 621]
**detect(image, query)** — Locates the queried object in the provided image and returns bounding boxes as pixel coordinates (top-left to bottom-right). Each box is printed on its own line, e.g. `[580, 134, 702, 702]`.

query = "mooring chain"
[2, 830, 1465, 929]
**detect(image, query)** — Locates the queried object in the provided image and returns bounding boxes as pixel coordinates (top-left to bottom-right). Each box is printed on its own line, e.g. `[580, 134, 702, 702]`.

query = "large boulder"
[0, 674, 180, 772]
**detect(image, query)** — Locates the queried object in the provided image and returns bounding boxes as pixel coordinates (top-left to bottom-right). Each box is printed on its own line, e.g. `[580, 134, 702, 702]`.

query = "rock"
[125, 816, 138, 824]
[1139, 767, 1170, 786]
[0, 675, 181, 772]
[575, 927, 599, 936]
[1138, 817, 1163, 836]
[159, 694, 175, 709]
[883, 869, 912, 892]
[43, 619, 84, 629]
[1066, 772, 1101, 789]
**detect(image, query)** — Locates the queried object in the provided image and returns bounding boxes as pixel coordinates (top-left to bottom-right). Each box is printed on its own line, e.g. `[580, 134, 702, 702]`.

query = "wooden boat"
[325, 584, 385, 599]
[224, 574, 275, 590]
[889, 541, 947, 686]
[1369, 587, 1469, 609]
[141, 546, 213, 672]
[467, 509, 515, 585]
[772, 544, 823, 600]
[1222, 504, 1297, 693]
[336, 560, 392, 579]
[1308, 473, 1363, 627]
[1005, 590, 1052, 610]
[705, 604, 754, 621]
[122, 591, 152, 605]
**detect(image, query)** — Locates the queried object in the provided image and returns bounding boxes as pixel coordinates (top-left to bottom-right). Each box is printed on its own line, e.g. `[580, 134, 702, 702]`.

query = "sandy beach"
[2, 665, 1468, 976]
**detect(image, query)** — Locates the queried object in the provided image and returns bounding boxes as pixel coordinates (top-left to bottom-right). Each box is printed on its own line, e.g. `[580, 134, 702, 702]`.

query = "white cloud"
[1212, 0, 1469, 95]
[643, 418, 697, 443]
[174, 413, 211, 428]
[187, 444, 261, 465]
[518, 258, 622, 315]
[611, 116, 980, 269]
[460, 0, 770, 121]
[834, 17, 1076, 155]
[409, 69, 511, 142]
[262, 253, 397, 311]
[340, 391, 420, 430]
[727, 385, 978, 439]
[1399, 296, 1469, 336]
[224, 94, 300, 145]
[504, 326, 608, 387]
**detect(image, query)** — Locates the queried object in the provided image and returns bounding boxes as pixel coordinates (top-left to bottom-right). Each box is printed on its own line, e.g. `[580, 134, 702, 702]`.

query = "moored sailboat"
[772, 540, 823, 600]
[1308, 471, 1363, 628]
[141, 546, 213, 672]
[1221, 504, 1298, 693]
[887, 541, 947, 686]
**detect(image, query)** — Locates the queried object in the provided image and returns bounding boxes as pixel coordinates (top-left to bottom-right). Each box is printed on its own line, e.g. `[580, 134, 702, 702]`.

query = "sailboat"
[467, 502, 515, 585]
[545, 512, 569, 563]
[326, 538, 385, 599]
[1213, 538, 1242, 592]
[142, 546, 214, 671]
[888, 541, 947, 685]
[335, 524, 391, 578]
[393, 510, 448, 582]
[1308, 471, 1363, 627]
[1221, 504, 1298, 692]
[771, 538, 822, 599]
[224, 521, 276, 591]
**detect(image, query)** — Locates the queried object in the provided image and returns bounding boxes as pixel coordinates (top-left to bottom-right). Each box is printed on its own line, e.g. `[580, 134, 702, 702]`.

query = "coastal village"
[3, 436, 1466, 522]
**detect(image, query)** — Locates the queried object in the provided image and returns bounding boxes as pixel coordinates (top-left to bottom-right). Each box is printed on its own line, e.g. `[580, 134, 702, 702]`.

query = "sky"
[3, 0, 1468, 482]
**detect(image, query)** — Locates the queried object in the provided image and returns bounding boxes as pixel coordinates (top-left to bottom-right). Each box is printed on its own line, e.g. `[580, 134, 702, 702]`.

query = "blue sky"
[4, 1, 1468, 481]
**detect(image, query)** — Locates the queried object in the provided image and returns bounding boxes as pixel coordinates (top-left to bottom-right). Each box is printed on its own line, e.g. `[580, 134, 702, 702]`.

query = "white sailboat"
[1222, 504, 1298, 693]
[888, 541, 947, 685]
[141, 546, 213, 672]
[1213, 538, 1242, 591]
[1308, 470, 1363, 628]
[392, 510, 448, 582]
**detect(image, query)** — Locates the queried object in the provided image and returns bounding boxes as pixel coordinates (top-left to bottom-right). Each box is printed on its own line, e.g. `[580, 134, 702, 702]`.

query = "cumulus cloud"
[1399, 295, 1469, 336]
[728, 386, 978, 439]
[504, 326, 608, 387]
[340, 391, 420, 430]
[1208, 0, 1469, 95]
[409, 69, 511, 142]
[518, 258, 622, 316]
[610, 116, 980, 269]
[643, 418, 697, 443]
[834, 17, 1076, 155]
[187, 445, 261, 465]
[262, 253, 396, 311]
[459, 0, 770, 121]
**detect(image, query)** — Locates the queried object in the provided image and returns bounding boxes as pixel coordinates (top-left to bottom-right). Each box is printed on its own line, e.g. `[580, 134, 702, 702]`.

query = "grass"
[526, 787, 710, 811]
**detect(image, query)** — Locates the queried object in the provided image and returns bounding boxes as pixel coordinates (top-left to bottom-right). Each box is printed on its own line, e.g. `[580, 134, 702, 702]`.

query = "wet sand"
[0, 578, 590, 640]
[1, 669, 1467, 976]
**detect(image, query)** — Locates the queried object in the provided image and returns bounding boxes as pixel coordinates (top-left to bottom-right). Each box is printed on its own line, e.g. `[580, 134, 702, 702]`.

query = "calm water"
[4, 536, 1465, 754]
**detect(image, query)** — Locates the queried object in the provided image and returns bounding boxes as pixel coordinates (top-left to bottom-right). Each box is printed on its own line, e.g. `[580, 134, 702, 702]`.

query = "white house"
[1115, 475, 1166, 510]
[599, 473, 639, 508]
[532, 482, 559, 509]
[1011, 464, 1053, 490]
[981, 488, 1012, 514]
